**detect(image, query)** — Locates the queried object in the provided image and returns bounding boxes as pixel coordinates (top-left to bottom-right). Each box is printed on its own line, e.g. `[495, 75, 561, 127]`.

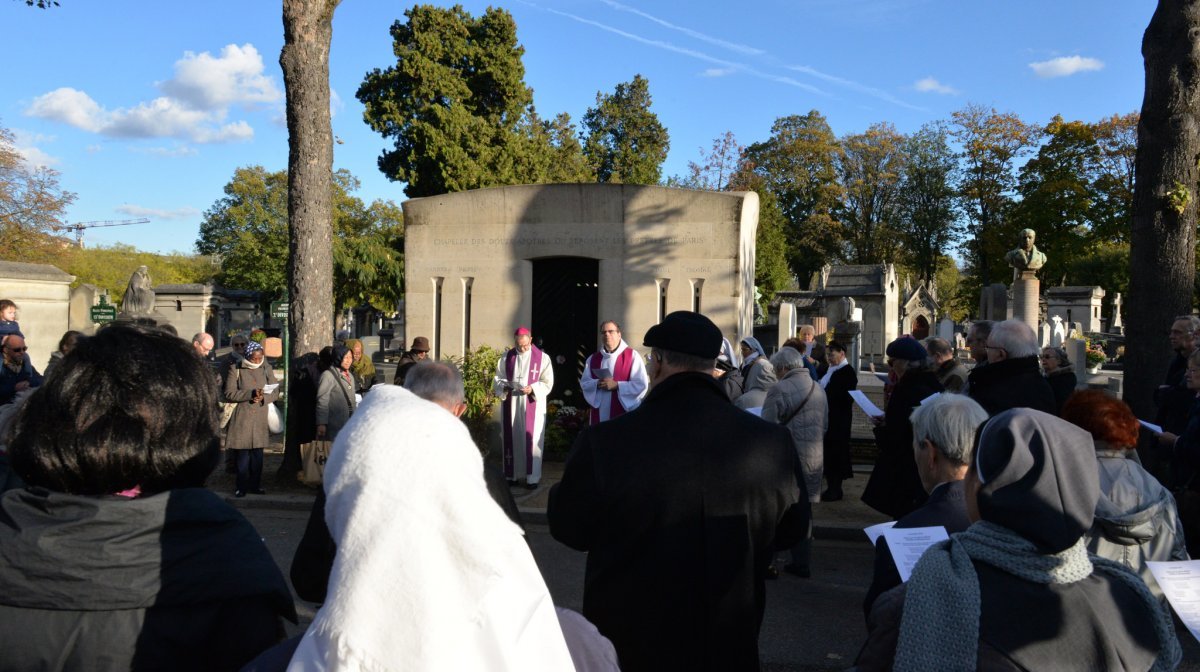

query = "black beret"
[885, 336, 927, 361]
[643, 311, 722, 359]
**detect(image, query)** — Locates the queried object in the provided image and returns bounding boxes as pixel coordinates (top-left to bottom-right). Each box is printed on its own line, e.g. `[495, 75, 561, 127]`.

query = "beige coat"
[223, 360, 279, 450]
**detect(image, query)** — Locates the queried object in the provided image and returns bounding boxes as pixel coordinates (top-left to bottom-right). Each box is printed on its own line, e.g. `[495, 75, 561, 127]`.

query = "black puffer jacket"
[0, 487, 296, 671]
[967, 355, 1057, 417]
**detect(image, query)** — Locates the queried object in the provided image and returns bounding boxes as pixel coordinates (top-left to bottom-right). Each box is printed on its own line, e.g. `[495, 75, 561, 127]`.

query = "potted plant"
[1085, 340, 1106, 373]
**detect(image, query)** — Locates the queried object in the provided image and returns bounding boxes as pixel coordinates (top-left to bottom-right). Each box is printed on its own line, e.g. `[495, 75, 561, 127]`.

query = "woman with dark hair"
[862, 337, 943, 519]
[857, 409, 1180, 671]
[819, 340, 857, 501]
[316, 344, 357, 441]
[41, 329, 83, 382]
[1062, 390, 1188, 601]
[0, 324, 295, 670]
[224, 340, 281, 497]
[1040, 345, 1077, 414]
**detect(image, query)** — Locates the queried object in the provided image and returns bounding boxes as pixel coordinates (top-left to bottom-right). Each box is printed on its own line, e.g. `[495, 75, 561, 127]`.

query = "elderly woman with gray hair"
[762, 346, 828, 578]
[856, 409, 1181, 671]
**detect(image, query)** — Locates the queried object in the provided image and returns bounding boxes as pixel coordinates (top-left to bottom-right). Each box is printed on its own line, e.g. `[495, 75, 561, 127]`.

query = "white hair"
[988, 319, 1040, 359]
[769, 346, 806, 373]
[909, 394, 988, 467]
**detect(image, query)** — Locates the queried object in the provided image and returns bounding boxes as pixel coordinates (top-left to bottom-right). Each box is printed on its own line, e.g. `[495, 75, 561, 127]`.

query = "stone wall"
[402, 184, 758, 358]
[0, 261, 74, 373]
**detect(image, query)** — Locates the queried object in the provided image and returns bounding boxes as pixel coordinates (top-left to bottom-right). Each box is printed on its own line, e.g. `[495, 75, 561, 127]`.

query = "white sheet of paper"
[745, 407, 763, 417]
[1140, 419, 1164, 435]
[596, 367, 613, 380]
[874, 372, 890, 383]
[849, 390, 885, 418]
[882, 526, 950, 582]
[920, 392, 941, 406]
[1148, 560, 1200, 643]
[864, 521, 897, 546]
[263, 383, 279, 394]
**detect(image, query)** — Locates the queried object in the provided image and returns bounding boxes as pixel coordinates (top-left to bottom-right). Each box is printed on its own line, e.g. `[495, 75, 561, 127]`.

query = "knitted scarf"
[895, 520, 1180, 672]
[345, 339, 376, 381]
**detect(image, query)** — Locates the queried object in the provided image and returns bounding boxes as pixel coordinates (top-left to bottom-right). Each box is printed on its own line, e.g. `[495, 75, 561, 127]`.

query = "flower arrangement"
[546, 402, 587, 457]
[1085, 339, 1107, 368]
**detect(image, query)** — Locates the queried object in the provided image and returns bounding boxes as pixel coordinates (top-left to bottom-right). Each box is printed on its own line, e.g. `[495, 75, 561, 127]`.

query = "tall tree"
[358, 5, 537, 197]
[0, 123, 75, 262]
[1126, 0, 1200, 418]
[837, 122, 906, 264]
[197, 166, 403, 313]
[581, 74, 670, 185]
[281, 0, 339, 357]
[1011, 115, 1098, 285]
[896, 122, 958, 285]
[518, 108, 594, 183]
[949, 104, 1035, 290]
[1089, 112, 1139, 244]
[741, 111, 844, 283]
[683, 131, 744, 191]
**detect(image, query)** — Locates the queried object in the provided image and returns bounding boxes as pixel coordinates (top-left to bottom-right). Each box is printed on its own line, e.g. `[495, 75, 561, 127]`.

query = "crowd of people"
[0, 295, 1197, 670]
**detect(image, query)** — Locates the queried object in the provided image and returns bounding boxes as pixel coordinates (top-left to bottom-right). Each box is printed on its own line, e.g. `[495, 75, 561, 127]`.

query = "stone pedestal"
[1012, 271, 1039, 336]
[834, 320, 863, 369]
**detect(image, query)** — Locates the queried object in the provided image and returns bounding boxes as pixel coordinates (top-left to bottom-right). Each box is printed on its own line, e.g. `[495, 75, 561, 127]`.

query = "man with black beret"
[548, 311, 810, 671]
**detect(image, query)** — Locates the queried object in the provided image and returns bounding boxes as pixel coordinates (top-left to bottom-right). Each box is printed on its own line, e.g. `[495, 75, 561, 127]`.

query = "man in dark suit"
[967, 319, 1056, 416]
[862, 393, 989, 617]
[548, 312, 810, 672]
[820, 340, 857, 501]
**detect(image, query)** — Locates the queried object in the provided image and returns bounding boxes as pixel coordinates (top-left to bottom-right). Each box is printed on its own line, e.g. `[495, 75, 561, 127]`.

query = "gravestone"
[936, 317, 955, 342]
[778, 303, 797, 348]
[1051, 316, 1066, 347]
[1040, 321, 1051, 348]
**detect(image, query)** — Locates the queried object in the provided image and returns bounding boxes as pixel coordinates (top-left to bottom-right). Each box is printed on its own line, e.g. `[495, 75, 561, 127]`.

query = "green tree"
[896, 122, 958, 285]
[59, 245, 217, 306]
[1089, 112, 1138, 244]
[518, 108, 594, 183]
[680, 131, 743, 190]
[949, 104, 1036, 291]
[358, 5, 538, 197]
[196, 166, 403, 312]
[741, 111, 844, 283]
[581, 74, 670, 185]
[1011, 115, 1098, 285]
[837, 122, 906, 264]
[0, 123, 76, 262]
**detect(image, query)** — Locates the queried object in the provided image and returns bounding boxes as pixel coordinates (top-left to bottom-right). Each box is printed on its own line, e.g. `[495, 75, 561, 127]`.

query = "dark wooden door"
[532, 257, 599, 403]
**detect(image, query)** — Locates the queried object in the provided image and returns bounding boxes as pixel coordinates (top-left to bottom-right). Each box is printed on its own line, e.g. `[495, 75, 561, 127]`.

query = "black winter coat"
[0, 487, 296, 671]
[967, 355, 1057, 417]
[548, 372, 809, 672]
[823, 364, 858, 482]
[862, 370, 943, 519]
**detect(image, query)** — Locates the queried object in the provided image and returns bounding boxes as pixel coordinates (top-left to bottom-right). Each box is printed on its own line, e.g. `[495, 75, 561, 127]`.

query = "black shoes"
[783, 563, 811, 578]
[234, 490, 246, 498]
[820, 488, 844, 502]
[520, 482, 538, 491]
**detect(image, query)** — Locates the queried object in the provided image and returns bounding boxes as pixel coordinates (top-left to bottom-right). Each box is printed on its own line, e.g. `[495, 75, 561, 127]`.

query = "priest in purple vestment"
[494, 326, 555, 489]
[580, 321, 649, 425]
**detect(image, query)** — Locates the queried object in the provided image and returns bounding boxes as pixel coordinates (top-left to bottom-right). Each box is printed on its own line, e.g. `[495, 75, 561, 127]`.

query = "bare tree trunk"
[281, 0, 339, 356]
[1126, 0, 1200, 417]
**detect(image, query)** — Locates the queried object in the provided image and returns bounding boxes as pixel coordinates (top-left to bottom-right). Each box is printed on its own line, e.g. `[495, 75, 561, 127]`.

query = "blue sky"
[3, 1, 1153, 254]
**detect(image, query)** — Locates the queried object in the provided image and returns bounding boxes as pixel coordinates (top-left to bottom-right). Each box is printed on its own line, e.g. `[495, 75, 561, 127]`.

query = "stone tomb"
[402, 184, 759, 367]
[1045, 286, 1105, 334]
[0, 260, 74, 373]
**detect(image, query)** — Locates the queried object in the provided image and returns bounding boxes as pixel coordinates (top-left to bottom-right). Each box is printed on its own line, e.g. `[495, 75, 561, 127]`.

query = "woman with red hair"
[1061, 390, 1188, 600]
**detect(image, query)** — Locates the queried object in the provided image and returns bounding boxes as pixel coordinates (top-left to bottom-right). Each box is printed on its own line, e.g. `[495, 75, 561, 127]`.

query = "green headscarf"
[345, 339, 376, 380]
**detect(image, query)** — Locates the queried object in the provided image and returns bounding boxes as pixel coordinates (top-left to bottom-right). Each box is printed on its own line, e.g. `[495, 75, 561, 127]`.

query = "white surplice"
[579, 340, 649, 422]
[493, 348, 554, 483]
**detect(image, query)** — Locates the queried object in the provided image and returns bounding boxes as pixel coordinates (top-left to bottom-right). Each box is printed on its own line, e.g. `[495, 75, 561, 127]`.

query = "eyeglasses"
[601, 330, 619, 334]
[1188, 367, 1200, 374]
[5, 347, 26, 353]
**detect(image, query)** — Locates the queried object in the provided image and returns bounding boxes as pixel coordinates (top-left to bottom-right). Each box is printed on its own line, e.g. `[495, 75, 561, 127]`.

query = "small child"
[0, 300, 19, 338]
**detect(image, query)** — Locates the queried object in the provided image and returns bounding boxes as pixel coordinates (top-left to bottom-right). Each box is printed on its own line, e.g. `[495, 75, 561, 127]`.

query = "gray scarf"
[895, 520, 1180, 672]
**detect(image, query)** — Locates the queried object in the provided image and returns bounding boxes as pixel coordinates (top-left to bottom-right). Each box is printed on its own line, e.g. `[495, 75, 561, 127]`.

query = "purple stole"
[589, 347, 634, 426]
[502, 345, 543, 479]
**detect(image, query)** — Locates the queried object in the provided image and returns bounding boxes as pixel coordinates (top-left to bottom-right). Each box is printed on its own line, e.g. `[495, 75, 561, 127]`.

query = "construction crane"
[60, 218, 151, 247]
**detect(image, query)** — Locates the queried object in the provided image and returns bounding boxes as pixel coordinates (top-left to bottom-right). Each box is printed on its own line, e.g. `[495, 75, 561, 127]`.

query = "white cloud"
[913, 76, 959, 95]
[701, 67, 736, 78]
[24, 43, 276, 144]
[1028, 55, 1104, 78]
[130, 145, 199, 157]
[9, 129, 61, 168]
[115, 204, 200, 220]
[158, 44, 281, 110]
[26, 87, 254, 143]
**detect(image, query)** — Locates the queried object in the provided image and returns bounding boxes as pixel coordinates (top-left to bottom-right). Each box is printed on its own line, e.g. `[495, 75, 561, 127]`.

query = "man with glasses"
[1156, 316, 1200, 435]
[580, 320, 649, 425]
[966, 319, 1056, 416]
[0, 333, 42, 406]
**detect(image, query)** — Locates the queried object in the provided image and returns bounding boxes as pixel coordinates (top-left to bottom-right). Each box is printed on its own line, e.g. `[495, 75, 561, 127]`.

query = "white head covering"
[287, 386, 573, 671]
